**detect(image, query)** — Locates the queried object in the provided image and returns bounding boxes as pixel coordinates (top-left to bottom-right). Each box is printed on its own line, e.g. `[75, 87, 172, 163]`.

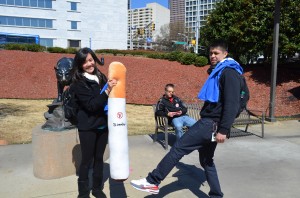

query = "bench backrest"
[152, 103, 202, 122]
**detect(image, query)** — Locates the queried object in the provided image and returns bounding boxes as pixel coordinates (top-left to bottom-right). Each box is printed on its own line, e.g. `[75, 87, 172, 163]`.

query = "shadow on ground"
[244, 63, 300, 86]
[0, 103, 26, 119]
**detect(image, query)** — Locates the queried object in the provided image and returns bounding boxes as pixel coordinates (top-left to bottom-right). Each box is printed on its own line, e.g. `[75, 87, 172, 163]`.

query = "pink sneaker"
[130, 178, 159, 194]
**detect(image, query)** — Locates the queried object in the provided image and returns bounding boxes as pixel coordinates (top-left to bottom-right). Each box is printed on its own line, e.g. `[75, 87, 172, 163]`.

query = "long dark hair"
[72, 47, 105, 83]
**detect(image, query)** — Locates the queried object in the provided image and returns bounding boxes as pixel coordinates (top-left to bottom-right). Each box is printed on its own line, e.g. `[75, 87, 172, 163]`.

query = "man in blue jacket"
[130, 40, 243, 198]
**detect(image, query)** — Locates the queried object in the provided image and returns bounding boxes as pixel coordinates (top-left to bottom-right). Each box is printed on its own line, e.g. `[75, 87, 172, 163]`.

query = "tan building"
[128, 3, 170, 50]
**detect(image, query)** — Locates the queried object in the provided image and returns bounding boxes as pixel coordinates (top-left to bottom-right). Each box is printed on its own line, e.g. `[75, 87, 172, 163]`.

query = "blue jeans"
[147, 118, 223, 198]
[172, 115, 197, 140]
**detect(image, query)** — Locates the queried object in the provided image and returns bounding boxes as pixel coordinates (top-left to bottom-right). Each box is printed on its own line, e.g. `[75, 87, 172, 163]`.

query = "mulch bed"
[0, 50, 299, 117]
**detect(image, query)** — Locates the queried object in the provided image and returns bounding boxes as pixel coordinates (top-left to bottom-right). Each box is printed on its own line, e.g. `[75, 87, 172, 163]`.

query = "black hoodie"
[73, 76, 108, 131]
[200, 68, 241, 136]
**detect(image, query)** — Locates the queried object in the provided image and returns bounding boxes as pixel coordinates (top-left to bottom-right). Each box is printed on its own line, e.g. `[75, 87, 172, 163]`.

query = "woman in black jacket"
[72, 48, 116, 198]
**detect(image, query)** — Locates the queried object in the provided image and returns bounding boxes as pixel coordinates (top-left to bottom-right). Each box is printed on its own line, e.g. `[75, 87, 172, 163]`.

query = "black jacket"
[73, 75, 108, 131]
[200, 68, 241, 136]
[156, 95, 188, 122]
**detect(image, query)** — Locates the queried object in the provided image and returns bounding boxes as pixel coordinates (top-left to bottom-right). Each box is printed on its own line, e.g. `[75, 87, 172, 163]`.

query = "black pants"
[147, 118, 223, 197]
[78, 129, 108, 189]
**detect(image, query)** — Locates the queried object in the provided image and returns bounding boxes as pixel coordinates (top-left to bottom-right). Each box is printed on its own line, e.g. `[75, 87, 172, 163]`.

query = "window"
[15, 0, 23, 6]
[7, 17, 15, 25]
[0, 16, 6, 24]
[7, 0, 14, 5]
[38, 0, 44, 7]
[71, 21, 77, 30]
[68, 40, 80, 48]
[40, 38, 53, 47]
[23, 18, 30, 26]
[45, 19, 52, 28]
[23, 0, 30, 6]
[0, 0, 6, 4]
[70, 2, 77, 11]
[16, 17, 22, 26]
[45, 0, 51, 8]
[38, 19, 45, 27]
[30, 0, 38, 7]
[31, 18, 38, 26]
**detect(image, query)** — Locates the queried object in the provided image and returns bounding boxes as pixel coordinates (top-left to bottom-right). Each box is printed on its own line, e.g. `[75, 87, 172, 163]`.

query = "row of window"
[186, 16, 206, 21]
[185, 21, 205, 28]
[186, 4, 215, 11]
[0, 16, 53, 28]
[186, 9, 212, 17]
[0, 0, 52, 8]
[0, 0, 78, 11]
[0, 16, 79, 30]
[186, 0, 219, 6]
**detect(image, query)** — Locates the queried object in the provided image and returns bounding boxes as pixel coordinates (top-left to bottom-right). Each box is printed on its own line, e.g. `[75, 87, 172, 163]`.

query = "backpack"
[62, 84, 79, 126]
[62, 82, 108, 125]
[236, 75, 250, 117]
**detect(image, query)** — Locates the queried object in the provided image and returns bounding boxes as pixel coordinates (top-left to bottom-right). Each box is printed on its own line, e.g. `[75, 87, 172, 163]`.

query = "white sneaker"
[130, 178, 159, 194]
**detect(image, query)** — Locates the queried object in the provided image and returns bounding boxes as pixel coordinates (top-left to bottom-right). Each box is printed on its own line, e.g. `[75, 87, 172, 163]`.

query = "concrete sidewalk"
[0, 120, 299, 198]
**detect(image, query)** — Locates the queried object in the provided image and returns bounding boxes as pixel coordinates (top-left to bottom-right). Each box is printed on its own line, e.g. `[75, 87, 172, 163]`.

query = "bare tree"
[153, 23, 173, 51]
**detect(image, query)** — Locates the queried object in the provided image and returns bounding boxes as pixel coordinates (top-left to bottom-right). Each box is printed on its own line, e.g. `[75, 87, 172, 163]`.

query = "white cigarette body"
[107, 62, 129, 181]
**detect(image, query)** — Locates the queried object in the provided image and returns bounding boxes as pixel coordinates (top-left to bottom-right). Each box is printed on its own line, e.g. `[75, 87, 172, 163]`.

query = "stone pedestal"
[32, 125, 109, 179]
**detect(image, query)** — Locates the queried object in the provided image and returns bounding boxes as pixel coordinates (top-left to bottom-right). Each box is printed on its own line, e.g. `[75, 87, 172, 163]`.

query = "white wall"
[147, 3, 170, 41]
[0, 0, 127, 50]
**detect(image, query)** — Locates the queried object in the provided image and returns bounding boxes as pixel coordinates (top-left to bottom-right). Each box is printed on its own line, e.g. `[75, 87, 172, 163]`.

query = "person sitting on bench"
[155, 83, 197, 140]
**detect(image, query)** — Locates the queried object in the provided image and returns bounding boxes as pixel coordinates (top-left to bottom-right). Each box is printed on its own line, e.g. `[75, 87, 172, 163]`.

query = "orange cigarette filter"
[108, 62, 126, 98]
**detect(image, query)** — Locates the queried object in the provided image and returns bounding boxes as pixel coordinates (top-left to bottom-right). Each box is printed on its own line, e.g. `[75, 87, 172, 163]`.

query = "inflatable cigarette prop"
[107, 62, 129, 181]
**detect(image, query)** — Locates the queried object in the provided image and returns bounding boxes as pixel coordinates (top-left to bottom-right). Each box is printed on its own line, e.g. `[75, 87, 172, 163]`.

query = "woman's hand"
[106, 79, 117, 94]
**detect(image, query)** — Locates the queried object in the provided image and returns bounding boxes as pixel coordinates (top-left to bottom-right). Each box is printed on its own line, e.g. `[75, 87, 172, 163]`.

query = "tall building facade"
[128, 3, 170, 50]
[169, 0, 185, 23]
[169, 0, 185, 40]
[0, 0, 128, 49]
[185, 0, 221, 39]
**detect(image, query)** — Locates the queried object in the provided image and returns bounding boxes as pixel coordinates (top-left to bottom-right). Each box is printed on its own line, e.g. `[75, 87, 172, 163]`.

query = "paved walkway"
[0, 120, 299, 198]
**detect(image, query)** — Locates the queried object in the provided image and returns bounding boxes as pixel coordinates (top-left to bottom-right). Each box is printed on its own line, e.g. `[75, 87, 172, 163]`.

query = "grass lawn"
[0, 99, 154, 144]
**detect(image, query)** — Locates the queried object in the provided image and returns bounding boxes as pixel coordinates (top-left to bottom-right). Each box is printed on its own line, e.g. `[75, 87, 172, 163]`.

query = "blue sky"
[131, 0, 169, 9]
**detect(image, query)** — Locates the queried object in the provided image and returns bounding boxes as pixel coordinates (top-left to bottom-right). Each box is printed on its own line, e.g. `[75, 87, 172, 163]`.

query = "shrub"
[146, 53, 167, 59]
[25, 44, 46, 52]
[3, 43, 45, 52]
[47, 47, 67, 53]
[179, 53, 198, 65]
[168, 51, 182, 61]
[4, 43, 27, 51]
[194, 56, 208, 67]
[65, 47, 77, 54]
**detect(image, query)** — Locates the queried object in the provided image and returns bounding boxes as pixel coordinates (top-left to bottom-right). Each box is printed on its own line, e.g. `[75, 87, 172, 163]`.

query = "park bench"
[152, 103, 264, 150]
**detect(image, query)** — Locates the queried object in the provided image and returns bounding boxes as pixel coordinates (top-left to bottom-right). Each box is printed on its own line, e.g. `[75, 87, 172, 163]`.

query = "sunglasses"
[166, 90, 174, 93]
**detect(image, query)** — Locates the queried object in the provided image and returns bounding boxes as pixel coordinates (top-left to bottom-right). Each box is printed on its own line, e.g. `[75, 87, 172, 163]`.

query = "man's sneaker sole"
[130, 182, 159, 194]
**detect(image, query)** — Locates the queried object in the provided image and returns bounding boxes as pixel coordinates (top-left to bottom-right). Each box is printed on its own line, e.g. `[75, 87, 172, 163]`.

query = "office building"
[0, 0, 128, 49]
[169, 0, 185, 40]
[128, 3, 170, 50]
[185, 0, 221, 38]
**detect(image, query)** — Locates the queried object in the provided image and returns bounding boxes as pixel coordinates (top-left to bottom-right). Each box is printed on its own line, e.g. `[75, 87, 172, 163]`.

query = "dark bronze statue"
[42, 57, 75, 131]
[54, 57, 74, 102]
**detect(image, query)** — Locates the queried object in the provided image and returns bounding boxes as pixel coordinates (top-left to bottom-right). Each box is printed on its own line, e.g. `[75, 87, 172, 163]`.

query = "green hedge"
[3, 43, 46, 52]
[2, 44, 209, 67]
[47, 47, 77, 54]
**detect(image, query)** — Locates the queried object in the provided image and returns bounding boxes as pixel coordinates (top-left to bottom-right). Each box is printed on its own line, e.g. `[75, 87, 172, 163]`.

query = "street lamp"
[195, 0, 200, 54]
